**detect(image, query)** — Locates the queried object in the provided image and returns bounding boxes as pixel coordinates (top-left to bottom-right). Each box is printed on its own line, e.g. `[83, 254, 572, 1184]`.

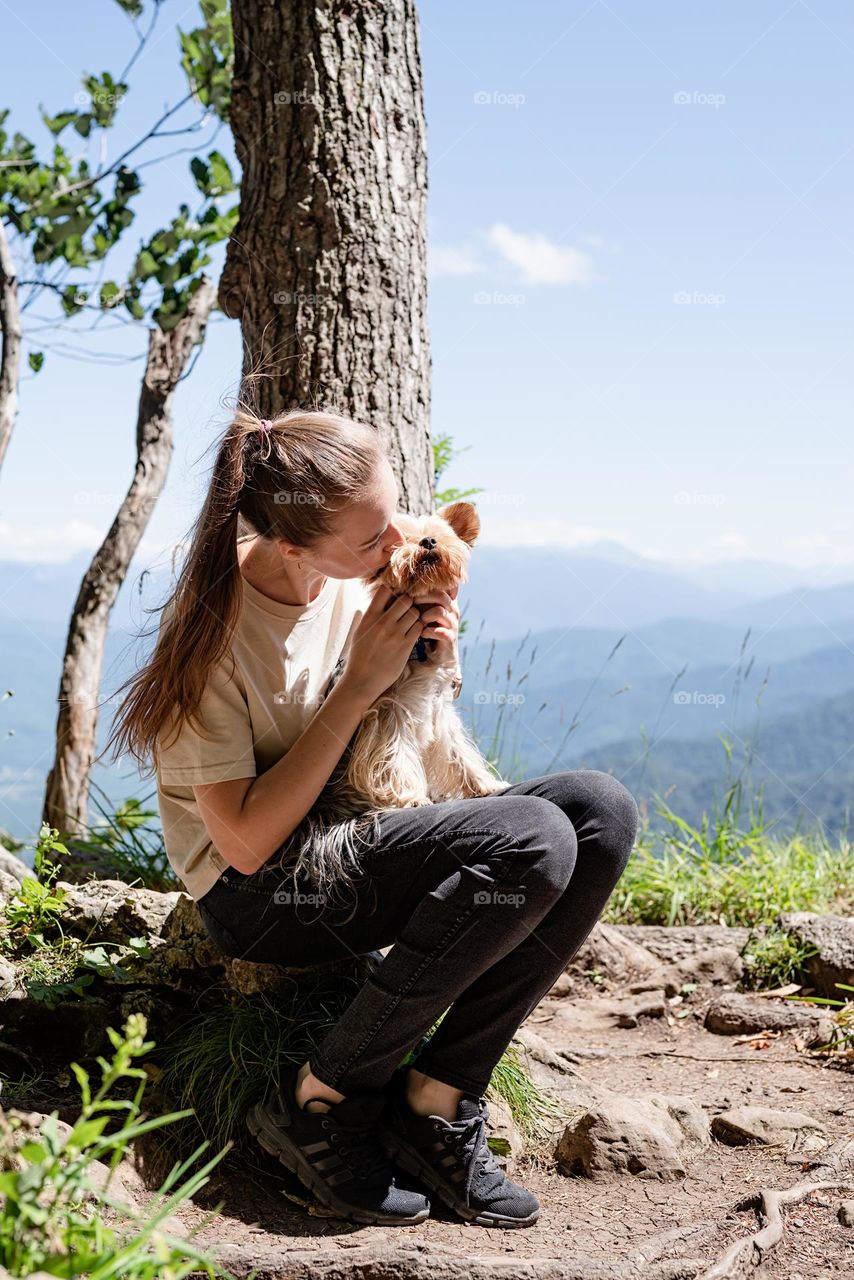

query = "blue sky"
[1, 0, 851, 573]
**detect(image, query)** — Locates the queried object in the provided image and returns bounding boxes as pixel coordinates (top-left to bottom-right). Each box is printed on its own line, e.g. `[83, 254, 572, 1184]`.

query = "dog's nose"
[419, 537, 437, 549]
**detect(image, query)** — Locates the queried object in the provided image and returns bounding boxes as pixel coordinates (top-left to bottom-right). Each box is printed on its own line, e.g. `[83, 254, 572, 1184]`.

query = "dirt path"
[173, 981, 854, 1278]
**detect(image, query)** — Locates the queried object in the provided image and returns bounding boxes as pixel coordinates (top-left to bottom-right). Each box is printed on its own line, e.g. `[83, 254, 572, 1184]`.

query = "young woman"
[107, 405, 640, 1231]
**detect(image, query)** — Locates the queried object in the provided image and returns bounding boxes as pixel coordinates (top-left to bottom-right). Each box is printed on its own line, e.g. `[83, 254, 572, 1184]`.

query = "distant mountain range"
[2, 541, 853, 847]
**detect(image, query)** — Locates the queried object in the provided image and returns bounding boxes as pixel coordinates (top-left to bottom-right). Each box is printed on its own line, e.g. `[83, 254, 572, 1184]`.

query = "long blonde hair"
[104, 401, 385, 774]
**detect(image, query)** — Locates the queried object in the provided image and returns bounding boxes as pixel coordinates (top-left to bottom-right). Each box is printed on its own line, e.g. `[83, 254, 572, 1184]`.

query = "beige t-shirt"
[154, 557, 373, 901]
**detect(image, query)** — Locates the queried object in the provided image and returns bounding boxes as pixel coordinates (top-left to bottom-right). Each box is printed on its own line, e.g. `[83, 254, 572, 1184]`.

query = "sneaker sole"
[378, 1122, 540, 1229]
[247, 1101, 430, 1227]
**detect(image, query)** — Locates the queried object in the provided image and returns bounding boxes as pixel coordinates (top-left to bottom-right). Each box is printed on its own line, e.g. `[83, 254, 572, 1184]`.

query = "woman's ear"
[436, 501, 480, 545]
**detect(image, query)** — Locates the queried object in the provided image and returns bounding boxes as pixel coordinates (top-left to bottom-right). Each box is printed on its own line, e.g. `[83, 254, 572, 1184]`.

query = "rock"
[56, 879, 184, 945]
[511, 1026, 607, 1127]
[564, 922, 660, 983]
[0, 1107, 182, 1230]
[653, 946, 743, 996]
[0, 850, 29, 887]
[704, 991, 835, 1045]
[617, 924, 754, 964]
[553, 990, 668, 1033]
[555, 1092, 710, 1181]
[777, 911, 854, 999]
[0, 956, 20, 1001]
[484, 1094, 523, 1172]
[839, 1199, 854, 1226]
[711, 1105, 827, 1151]
[0, 868, 24, 911]
[613, 991, 669, 1027]
[547, 971, 574, 998]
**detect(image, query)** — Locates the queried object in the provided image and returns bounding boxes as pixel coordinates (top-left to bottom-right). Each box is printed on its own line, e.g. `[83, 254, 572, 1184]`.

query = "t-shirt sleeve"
[155, 653, 258, 787]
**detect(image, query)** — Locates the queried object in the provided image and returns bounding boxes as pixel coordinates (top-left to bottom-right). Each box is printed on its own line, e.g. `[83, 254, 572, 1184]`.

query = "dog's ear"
[436, 501, 480, 545]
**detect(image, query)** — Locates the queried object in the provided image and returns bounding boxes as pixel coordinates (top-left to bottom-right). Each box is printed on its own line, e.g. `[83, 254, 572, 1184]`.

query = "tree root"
[697, 1178, 854, 1279]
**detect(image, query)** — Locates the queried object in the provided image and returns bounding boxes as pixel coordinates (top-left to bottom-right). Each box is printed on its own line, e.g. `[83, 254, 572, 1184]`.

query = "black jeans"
[196, 770, 639, 1097]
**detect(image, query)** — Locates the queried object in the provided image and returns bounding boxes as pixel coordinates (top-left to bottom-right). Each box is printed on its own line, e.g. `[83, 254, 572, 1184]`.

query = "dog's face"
[370, 501, 480, 600]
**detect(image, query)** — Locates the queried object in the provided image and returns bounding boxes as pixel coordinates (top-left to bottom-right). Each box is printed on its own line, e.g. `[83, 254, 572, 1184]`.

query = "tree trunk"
[43, 278, 217, 869]
[0, 218, 22, 475]
[219, 0, 433, 515]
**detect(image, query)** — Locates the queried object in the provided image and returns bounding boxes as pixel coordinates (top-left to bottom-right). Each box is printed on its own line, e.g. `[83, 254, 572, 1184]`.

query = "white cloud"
[484, 222, 597, 285]
[477, 517, 628, 548]
[429, 244, 482, 276]
[0, 519, 104, 563]
[703, 533, 748, 557]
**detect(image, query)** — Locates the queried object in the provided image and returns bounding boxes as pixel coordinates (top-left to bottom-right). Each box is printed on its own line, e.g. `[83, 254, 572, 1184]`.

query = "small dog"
[270, 501, 511, 909]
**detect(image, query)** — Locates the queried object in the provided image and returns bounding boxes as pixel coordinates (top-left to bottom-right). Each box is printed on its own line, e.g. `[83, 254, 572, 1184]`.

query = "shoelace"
[439, 1100, 506, 1203]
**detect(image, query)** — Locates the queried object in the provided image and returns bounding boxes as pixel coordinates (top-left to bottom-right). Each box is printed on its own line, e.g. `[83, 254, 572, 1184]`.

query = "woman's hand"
[340, 583, 424, 706]
[414, 587, 460, 670]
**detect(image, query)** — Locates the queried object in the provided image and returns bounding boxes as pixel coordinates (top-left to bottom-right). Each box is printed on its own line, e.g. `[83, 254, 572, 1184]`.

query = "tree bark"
[43, 278, 217, 866]
[0, 219, 22, 475]
[219, 0, 433, 515]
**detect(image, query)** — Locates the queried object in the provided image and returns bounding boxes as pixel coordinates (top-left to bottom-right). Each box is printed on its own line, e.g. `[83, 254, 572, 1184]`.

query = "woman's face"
[301, 458, 407, 581]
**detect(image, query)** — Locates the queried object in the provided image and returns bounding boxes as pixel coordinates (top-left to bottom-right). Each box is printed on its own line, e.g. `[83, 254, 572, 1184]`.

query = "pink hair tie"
[259, 418, 273, 434]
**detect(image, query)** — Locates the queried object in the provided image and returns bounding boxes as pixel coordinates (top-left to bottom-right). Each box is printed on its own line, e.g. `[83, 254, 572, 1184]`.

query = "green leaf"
[67, 1114, 110, 1149]
[27, 351, 44, 373]
[18, 1140, 46, 1163]
[99, 280, 121, 307]
[190, 155, 210, 195]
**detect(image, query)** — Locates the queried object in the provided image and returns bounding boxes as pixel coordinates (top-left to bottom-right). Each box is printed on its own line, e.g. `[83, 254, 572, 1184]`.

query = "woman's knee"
[582, 770, 640, 866]
[490, 794, 578, 901]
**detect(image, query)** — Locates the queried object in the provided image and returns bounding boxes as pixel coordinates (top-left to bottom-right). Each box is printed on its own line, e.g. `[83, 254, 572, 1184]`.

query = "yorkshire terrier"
[269, 501, 511, 910]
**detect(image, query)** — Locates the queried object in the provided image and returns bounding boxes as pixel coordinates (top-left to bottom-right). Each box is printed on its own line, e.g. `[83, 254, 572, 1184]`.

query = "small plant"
[66, 782, 179, 893]
[786, 982, 854, 1059]
[2, 824, 69, 943]
[740, 926, 819, 991]
[0, 1013, 237, 1279]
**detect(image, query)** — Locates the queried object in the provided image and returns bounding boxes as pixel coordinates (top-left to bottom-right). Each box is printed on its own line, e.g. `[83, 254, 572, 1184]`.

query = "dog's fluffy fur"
[269, 501, 510, 912]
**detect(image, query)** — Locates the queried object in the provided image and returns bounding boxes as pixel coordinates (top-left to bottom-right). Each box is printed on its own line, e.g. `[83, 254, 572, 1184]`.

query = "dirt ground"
[166, 981, 854, 1279]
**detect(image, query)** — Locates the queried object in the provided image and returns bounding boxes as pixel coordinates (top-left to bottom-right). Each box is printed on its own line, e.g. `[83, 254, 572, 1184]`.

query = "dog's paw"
[469, 778, 513, 798]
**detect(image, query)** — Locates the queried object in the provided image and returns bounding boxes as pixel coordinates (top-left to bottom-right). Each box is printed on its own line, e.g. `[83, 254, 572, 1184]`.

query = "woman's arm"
[193, 675, 373, 875]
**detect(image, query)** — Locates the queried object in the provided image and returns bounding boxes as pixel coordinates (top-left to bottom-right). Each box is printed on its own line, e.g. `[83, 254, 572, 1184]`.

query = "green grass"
[59, 781, 180, 893]
[739, 925, 820, 991]
[604, 807, 854, 929]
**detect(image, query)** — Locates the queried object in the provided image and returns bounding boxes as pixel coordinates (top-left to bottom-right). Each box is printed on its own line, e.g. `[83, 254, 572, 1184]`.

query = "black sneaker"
[246, 1062, 430, 1226]
[377, 1066, 540, 1228]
